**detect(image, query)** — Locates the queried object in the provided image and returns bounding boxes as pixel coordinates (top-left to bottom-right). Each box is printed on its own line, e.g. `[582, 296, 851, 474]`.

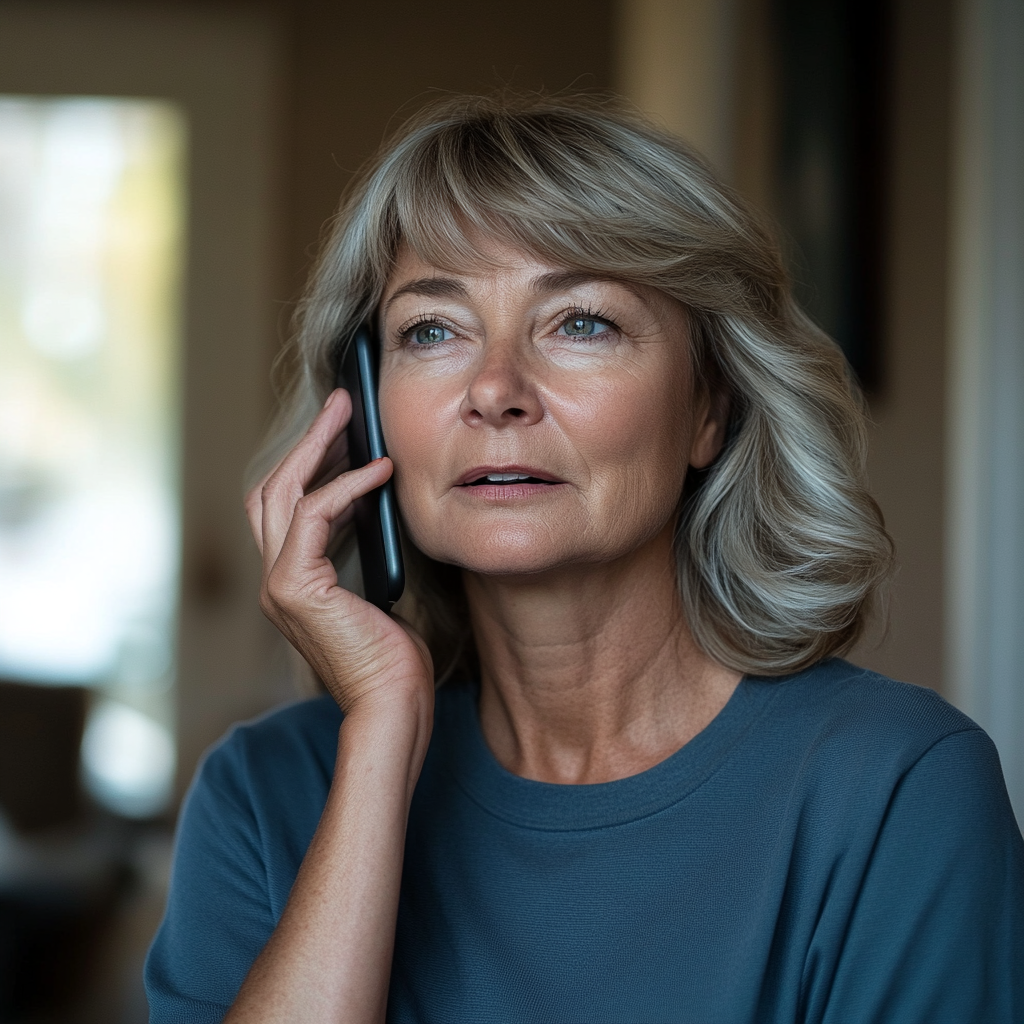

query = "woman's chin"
[417, 529, 590, 580]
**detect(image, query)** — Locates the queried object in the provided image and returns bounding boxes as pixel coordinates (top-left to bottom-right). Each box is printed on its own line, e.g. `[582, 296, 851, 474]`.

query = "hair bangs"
[388, 123, 632, 281]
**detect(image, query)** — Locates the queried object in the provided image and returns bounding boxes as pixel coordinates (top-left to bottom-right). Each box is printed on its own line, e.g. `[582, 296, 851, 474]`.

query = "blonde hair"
[252, 93, 894, 679]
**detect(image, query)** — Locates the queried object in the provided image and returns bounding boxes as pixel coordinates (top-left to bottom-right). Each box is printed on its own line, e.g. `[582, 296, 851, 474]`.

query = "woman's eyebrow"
[383, 277, 468, 316]
[531, 270, 642, 300]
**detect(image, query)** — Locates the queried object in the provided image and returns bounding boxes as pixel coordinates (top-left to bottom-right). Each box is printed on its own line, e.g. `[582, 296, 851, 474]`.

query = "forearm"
[224, 702, 431, 1024]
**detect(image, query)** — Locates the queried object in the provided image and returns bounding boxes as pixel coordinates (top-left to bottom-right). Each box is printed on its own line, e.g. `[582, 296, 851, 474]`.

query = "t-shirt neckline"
[437, 674, 782, 832]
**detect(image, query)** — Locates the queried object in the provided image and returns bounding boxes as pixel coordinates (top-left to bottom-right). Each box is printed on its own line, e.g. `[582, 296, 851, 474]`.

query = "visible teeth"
[485, 473, 532, 483]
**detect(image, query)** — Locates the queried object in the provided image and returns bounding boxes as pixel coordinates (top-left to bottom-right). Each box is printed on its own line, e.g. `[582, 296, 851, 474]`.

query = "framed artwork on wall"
[773, 0, 891, 393]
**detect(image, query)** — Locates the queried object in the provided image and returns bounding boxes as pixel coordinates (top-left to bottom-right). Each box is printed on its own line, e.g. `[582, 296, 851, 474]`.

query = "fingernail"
[324, 390, 336, 408]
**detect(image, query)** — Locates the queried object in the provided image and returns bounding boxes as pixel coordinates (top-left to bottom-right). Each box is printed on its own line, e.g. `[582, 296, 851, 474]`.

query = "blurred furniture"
[0, 682, 86, 832]
[0, 681, 123, 1022]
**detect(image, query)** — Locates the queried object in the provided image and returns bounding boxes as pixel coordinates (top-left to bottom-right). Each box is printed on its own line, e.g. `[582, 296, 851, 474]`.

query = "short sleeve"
[144, 738, 278, 1024]
[815, 728, 1024, 1024]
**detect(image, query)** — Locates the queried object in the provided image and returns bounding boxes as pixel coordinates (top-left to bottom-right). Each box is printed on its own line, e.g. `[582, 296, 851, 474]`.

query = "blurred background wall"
[0, 0, 1020, 1020]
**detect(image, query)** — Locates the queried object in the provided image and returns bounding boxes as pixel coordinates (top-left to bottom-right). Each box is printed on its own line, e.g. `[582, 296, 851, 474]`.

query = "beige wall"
[284, 0, 616, 305]
[615, 0, 738, 177]
[854, 0, 952, 691]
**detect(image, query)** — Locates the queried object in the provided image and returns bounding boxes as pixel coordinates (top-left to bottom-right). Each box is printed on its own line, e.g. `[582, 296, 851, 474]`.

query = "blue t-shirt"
[146, 659, 1024, 1023]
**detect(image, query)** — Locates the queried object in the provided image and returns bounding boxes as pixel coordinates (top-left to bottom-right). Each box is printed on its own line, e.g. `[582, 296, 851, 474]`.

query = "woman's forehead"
[384, 236, 665, 300]
[390, 226, 546, 277]
[387, 236, 556, 284]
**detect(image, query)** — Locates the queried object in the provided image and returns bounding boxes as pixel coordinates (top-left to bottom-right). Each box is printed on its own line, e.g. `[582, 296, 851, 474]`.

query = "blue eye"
[561, 316, 608, 338]
[411, 324, 451, 345]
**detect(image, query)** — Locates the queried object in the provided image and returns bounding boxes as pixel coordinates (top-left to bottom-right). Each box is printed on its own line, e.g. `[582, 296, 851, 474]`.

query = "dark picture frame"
[773, 0, 892, 393]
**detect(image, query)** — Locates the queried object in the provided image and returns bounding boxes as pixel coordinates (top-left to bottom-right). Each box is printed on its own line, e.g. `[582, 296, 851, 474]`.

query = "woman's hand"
[244, 388, 433, 726]
[229, 390, 435, 1024]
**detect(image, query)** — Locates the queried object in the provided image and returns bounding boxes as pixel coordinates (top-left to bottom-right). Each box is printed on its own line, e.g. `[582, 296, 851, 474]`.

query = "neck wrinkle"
[464, 524, 741, 785]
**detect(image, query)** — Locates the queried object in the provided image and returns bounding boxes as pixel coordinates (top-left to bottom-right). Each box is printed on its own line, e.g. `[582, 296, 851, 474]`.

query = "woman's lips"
[456, 466, 563, 487]
[454, 466, 566, 500]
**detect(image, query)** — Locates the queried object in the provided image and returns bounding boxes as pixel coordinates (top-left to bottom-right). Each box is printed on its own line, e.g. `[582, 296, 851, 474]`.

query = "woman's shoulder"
[771, 658, 977, 737]
[754, 658, 994, 790]
[743, 661, 1021, 872]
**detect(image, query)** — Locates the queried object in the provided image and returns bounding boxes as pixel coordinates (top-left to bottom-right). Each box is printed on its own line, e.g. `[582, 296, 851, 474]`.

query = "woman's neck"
[464, 522, 742, 785]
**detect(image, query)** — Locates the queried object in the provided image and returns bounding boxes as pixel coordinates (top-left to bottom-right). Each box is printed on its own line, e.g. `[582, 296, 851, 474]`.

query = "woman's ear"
[689, 383, 731, 470]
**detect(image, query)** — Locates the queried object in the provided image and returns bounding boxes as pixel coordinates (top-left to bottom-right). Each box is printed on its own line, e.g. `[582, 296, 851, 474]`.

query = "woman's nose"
[460, 335, 543, 429]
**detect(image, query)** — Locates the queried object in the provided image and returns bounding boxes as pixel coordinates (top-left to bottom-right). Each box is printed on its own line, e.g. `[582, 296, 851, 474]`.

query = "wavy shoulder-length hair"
[251, 92, 893, 681]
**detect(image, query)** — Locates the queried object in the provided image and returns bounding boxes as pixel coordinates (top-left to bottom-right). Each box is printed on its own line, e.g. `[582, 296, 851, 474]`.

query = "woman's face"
[377, 239, 725, 577]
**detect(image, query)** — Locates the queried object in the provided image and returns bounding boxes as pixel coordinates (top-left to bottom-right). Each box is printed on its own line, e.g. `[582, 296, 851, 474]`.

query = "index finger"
[259, 388, 353, 564]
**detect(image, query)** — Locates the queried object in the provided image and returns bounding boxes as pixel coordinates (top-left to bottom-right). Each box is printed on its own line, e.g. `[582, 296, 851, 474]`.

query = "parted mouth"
[456, 466, 563, 487]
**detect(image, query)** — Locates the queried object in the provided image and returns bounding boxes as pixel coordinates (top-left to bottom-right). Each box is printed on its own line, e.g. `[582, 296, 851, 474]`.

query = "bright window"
[0, 96, 186, 816]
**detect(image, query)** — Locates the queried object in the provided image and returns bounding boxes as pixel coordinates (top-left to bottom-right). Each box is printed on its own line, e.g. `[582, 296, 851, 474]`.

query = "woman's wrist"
[335, 687, 434, 805]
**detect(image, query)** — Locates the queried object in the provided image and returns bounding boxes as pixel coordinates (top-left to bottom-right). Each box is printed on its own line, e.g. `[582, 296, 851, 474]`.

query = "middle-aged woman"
[146, 95, 1024, 1023]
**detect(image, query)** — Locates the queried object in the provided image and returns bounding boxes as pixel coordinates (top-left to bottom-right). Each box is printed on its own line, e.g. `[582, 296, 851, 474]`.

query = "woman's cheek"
[556, 373, 658, 466]
[569, 368, 690, 510]
[380, 381, 448, 547]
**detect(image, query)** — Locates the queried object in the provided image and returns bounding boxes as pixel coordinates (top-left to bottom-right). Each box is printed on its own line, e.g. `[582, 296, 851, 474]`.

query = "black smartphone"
[337, 325, 405, 612]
